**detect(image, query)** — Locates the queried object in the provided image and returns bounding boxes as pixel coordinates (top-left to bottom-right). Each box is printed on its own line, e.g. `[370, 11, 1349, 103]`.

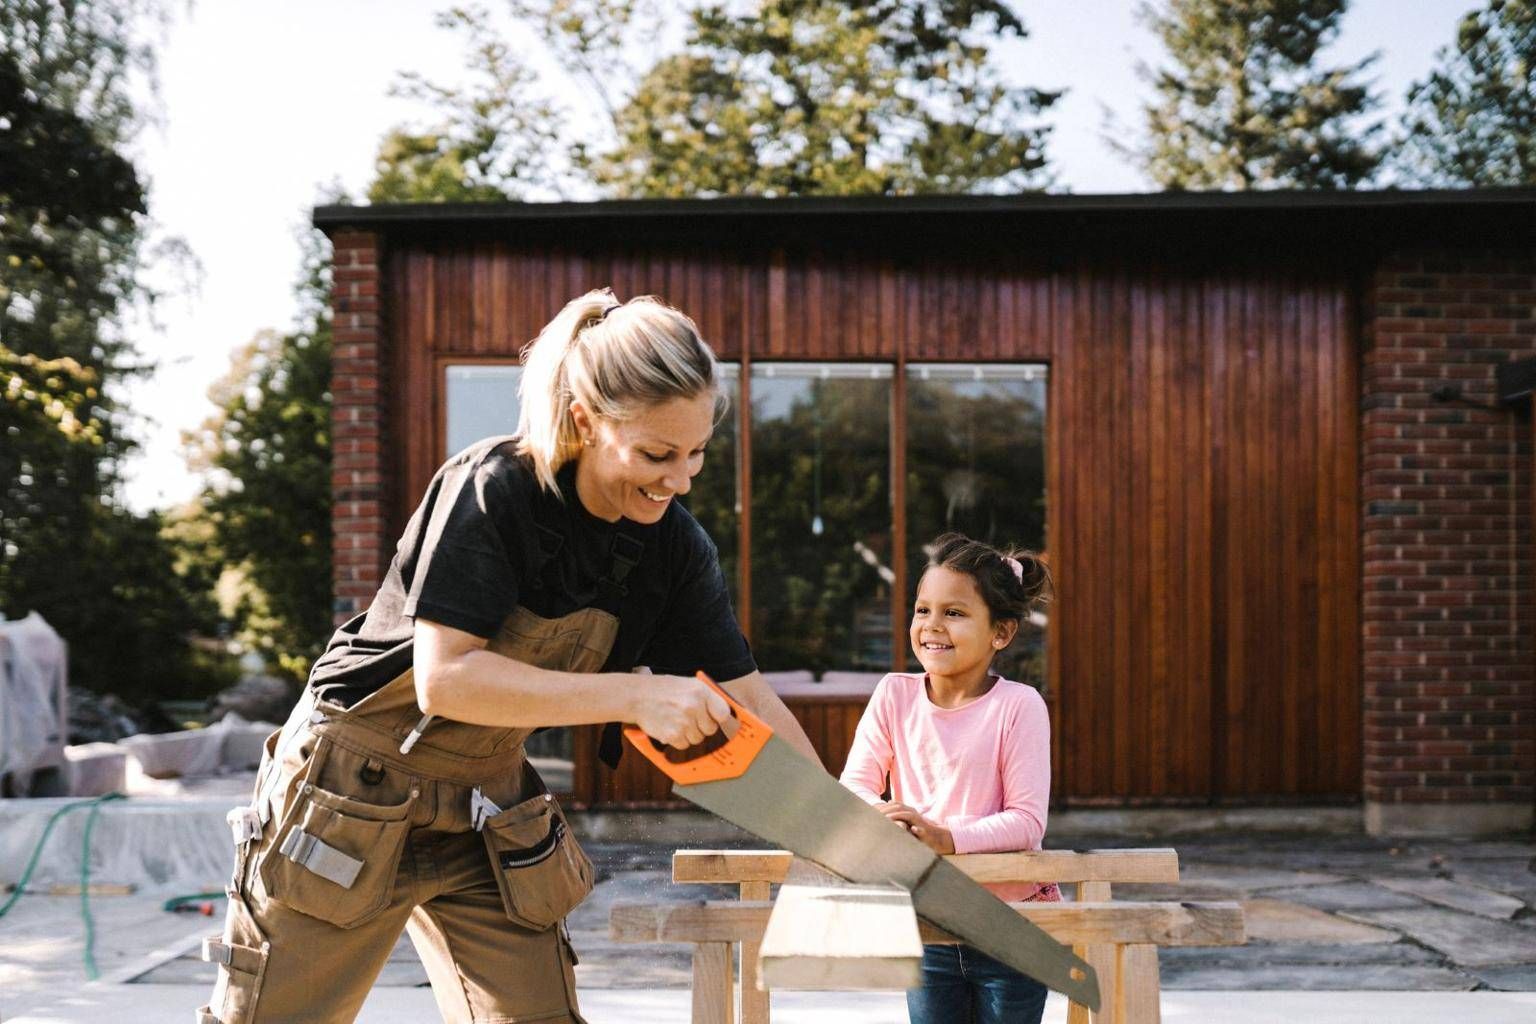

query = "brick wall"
[329, 230, 390, 624]
[1361, 248, 1536, 825]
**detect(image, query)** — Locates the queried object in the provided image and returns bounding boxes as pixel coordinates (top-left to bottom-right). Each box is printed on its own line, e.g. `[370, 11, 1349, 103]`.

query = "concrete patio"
[2, 789, 1534, 1021]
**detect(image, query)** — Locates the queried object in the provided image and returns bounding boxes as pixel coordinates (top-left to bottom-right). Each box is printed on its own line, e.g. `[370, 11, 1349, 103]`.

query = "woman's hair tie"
[1003, 555, 1025, 584]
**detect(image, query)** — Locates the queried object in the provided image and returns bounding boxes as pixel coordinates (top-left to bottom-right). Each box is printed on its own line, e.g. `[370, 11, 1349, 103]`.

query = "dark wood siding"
[385, 240, 1360, 804]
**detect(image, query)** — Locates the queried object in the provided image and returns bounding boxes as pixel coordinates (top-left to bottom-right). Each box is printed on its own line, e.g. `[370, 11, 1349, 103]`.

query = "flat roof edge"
[313, 188, 1536, 230]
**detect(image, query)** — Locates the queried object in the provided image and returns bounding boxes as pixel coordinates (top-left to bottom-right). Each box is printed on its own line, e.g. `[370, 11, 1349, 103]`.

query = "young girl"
[840, 532, 1059, 1024]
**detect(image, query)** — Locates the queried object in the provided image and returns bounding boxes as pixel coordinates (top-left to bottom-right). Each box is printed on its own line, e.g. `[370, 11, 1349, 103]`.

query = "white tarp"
[0, 612, 66, 792]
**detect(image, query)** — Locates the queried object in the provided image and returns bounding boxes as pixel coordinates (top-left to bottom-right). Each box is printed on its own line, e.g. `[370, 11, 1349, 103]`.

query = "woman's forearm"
[417, 648, 639, 727]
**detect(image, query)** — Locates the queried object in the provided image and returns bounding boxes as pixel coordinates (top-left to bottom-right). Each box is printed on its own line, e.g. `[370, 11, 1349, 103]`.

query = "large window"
[445, 364, 522, 456]
[904, 364, 1048, 686]
[678, 364, 740, 610]
[749, 364, 894, 672]
[439, 359, 1048, 691]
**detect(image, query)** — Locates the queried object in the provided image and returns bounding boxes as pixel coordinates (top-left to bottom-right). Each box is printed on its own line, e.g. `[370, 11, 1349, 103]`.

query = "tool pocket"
[258, 780, 413, 928]
[482, 792, 593, 931]
[199, 935, 269, 1024]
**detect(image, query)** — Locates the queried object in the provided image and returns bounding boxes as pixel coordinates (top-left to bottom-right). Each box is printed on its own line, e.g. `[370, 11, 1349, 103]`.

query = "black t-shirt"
[309, 437, 756, 707]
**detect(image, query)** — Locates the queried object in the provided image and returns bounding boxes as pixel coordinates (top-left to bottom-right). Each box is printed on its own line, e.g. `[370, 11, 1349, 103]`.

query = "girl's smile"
[911, 565, 1018, 707]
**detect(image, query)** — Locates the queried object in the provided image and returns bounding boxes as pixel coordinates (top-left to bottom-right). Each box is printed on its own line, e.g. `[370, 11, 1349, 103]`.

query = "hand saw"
[624, 672, 1100, 1010]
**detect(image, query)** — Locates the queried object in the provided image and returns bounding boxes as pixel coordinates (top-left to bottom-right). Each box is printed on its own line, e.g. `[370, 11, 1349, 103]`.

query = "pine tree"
[1127, 0, 1383, 190]
[1398, 0, 1535, 186]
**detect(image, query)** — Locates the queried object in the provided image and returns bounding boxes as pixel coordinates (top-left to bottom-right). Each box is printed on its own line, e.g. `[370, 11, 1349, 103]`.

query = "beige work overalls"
[197, 604, 618, 1024]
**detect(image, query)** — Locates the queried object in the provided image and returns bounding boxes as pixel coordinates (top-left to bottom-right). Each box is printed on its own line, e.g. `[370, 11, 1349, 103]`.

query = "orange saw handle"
[623, 671, 773, 784]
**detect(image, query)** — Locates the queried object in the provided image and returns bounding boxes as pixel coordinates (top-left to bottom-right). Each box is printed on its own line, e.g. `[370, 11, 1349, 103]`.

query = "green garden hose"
[0, 792, 126, 979]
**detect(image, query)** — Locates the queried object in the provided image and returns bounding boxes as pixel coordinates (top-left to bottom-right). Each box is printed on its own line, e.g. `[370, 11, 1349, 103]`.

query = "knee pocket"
[200, 935, 270, 1024]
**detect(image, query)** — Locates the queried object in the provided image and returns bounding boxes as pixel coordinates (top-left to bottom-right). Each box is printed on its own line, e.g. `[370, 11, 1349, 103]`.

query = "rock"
[67, 690, 141, 744]
[207, 673, 297, 726]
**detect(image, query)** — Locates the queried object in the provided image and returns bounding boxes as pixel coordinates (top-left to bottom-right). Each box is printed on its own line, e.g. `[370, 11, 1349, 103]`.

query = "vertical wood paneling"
[386, 236, 1361, 805]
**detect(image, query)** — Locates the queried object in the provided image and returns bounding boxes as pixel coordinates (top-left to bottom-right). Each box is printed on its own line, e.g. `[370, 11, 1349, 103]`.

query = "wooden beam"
[757, 862, 922, 991]
[673, 848, 1180, 886]
[1070, 881, 1113, 1024]
[739, 880, 772, 1024]
[611, 900, 1246, 949]
[693, 942, 735, 1024]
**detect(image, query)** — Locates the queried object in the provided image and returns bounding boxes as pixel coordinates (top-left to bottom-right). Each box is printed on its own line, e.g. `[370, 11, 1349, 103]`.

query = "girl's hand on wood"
[877, 802, 955, 854]
[909, 822, 955, 855]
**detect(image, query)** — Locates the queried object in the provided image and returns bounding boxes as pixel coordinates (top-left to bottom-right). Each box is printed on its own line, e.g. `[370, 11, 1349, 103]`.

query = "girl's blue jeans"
[906, 943, 1048, 1024]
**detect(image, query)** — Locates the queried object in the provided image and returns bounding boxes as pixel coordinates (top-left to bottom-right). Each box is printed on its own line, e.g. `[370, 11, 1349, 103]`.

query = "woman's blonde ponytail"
[515, 288, 722, 494]
[515, 289, 621, 493]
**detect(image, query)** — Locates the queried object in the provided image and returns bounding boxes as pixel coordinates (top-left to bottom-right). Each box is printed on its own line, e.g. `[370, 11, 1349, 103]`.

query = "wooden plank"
[48, 883, 136, 896]
[757, 863, 922, 991]
[674, 849, 1179, 886]
[611, 900, 1246, 948]
[693, 942, 735, 1024]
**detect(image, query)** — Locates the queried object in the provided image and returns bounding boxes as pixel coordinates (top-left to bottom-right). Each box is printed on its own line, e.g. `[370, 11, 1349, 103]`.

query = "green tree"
[596, 1, 1057, 197]
[1126, 0, 1383, 189]
[1398, 0, 1536, 186]
[368, 5, 567, 202]
[373, 1, 1057, 200]
[1, 0, 223, 706]
[185, 231, 334, 682]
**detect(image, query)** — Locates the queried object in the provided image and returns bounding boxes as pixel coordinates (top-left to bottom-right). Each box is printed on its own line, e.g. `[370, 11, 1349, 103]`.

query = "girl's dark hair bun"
[924, 532, 1052, 623]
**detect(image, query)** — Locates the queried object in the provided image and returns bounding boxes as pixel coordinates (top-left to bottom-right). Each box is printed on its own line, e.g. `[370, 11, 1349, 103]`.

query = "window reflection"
[679, 363, 740, 610]
[905, 364, 1048, 688]
[750, 364, 893, 673]
[445, 364, 522, 457]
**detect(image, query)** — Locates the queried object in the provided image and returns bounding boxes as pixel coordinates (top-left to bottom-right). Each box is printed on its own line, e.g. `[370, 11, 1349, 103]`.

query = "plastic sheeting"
[0, 796, 235, 892]
[0, 612, 66, 793]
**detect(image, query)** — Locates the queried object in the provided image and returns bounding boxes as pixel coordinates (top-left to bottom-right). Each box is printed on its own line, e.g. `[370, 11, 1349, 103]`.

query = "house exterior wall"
[317, 204, 1536, 831]
[1361, 249, 1536, 835]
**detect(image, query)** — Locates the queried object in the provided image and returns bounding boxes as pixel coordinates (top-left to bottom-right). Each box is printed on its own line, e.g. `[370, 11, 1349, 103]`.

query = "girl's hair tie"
[1003, 555, 1025, 584]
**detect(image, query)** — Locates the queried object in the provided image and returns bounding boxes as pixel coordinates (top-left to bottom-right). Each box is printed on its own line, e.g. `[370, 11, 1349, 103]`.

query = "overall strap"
[597, 530, 646, 769]
[595, 531, 645, 607]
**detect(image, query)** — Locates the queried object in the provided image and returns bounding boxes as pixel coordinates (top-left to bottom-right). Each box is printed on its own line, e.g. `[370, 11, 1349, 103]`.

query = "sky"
[116, 0, 1477, 513]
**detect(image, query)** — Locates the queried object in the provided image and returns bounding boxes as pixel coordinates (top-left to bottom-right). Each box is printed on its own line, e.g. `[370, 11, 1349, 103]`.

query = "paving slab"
[1469, 963, 1536, 991]
[1260, 881, 1424, 913]
[1159, 962, 1477, 990]
[1160, 941, 1439, 968]
[1424, 841, 1536, 861]
[1376, 876, 1527, 920]
[1177, 863, 1346, 892]
[1348, 906, 1536, 967]
[1443, 858, 1536, 904]
[1239, 899, 1400, 945]
[12, 986, 1536, 1023]
[1093, 881, 1241, 901]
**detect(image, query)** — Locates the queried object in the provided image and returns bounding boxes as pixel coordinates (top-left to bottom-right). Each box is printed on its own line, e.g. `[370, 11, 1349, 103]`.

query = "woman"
[199, 289, 818, 1024]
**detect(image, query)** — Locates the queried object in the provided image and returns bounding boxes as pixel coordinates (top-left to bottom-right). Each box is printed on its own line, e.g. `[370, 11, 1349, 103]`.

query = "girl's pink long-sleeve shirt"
[839, 671, 1059, 903]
